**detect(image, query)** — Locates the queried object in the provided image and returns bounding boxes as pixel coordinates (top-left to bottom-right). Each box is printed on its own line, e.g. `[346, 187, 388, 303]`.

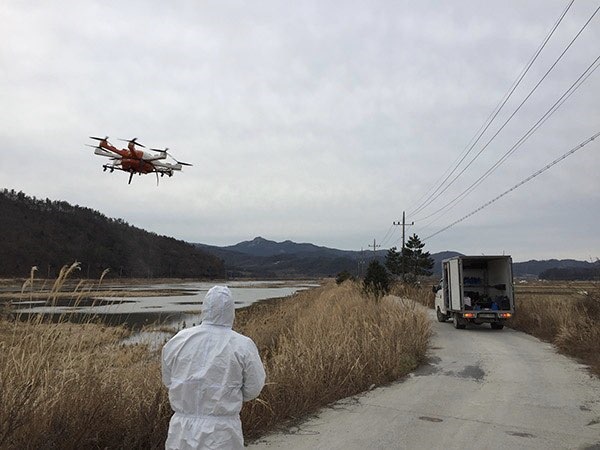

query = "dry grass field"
[0, 317, 171, 449]
[0, 279, 431, 448]
[237, 281, 432, 438]
[511, 281, 600, 376]
[391, 282, 436, 308]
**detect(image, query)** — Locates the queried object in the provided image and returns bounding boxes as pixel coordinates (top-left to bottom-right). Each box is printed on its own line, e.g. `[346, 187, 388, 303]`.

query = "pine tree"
[363, 260, 390, 299]
[402, 234, 434, 283]
[385, 246, 402, 276]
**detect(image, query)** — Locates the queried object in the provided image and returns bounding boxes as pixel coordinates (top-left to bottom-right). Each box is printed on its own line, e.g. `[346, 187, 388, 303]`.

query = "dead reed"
[237, 281, 431, 438]
[391, 282, 436, 308]
[49, 261, 82, 305]
[1, 265, 171, 449]
[0, 319, 171, 449]
[511, 282, 600, 376]
[19, 266, 38, 299]
[0, 279, 431, 448]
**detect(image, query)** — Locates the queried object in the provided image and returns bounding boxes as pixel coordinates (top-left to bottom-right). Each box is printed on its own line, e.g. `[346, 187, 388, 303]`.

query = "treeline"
[0, 189, 225, 279]
[539, 266, 600, 281]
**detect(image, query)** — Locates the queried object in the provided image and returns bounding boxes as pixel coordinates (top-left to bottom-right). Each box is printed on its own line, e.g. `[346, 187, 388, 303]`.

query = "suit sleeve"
[242, 339, 266, 401]
[161, 344, 172, 388]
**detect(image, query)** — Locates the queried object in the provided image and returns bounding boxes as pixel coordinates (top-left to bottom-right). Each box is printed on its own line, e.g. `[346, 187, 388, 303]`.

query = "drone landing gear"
[128, 171, 134, 185]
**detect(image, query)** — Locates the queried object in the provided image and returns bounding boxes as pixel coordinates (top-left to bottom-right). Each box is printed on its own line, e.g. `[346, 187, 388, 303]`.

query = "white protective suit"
[162, 286, 266, 450]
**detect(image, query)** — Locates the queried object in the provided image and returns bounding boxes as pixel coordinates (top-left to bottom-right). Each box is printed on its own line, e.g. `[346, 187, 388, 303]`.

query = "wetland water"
[12, 280, 318, 329]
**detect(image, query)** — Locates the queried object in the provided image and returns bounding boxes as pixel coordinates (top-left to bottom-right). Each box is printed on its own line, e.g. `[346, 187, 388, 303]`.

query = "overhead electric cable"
[411, 3, 598, 220]
[407, 0, 574, 217]
[378, 223, 396, 247]
[414, 51, 600, 226]
[422, 130, 600, 241]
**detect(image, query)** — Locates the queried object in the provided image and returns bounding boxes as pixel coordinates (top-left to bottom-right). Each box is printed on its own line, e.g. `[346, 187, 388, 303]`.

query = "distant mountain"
[223, 236, 352, 258]
[197, 237, 461, 278]
[539, 265, 600, 281]
[196, 237, 596, 279]
[0, 189, 224, 279]
[196, 237, 362, 278]
[514, 259, 599, 278]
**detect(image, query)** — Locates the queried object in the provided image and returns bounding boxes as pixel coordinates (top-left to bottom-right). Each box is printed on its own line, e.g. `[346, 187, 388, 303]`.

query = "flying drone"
[87, 136, 192, 184]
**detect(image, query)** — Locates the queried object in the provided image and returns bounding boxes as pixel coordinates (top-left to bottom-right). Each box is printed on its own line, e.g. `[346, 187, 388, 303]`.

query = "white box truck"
[434, 255, 515, 330]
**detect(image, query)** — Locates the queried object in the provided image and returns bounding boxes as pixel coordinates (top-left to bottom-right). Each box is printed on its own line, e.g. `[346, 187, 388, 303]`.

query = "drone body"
[88, 136, 192, 184]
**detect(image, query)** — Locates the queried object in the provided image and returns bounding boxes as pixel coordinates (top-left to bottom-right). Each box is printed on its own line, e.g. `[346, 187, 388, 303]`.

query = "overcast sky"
[1, 0, 599, 262]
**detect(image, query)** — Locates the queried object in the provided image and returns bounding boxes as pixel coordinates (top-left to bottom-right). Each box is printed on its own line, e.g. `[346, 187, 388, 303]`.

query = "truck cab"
[434, 255, 515, 330]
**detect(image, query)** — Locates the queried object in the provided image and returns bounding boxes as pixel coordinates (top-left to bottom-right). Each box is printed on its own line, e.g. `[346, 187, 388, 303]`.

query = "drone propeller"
[89, 136, 109, 142]
[118, 137, 146, 148]
[167, 154, 193, 166]
[150, 147, 193, 166]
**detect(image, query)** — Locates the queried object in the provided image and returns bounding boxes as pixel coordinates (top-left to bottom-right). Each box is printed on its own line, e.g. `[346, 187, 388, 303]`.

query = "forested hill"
[0, 189, 224, 279]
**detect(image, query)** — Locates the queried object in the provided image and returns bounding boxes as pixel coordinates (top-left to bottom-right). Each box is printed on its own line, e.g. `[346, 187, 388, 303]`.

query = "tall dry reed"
[1, 266, 171, 449]
[511, 282, 600, 376]
[0, 319, 170, 449]
[238, 281, 431, 438]
[49, 261, 81, 305]
[1, 279, 431, 448]
[391, 282, 436, 308]
[19, 266, 38, 299]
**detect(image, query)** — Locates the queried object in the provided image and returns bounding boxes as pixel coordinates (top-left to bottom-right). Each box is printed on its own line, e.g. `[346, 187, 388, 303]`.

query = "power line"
[422, 130, 600, 241]
[411, 3, 598, 220]
[414, 51, 600, 226]
[408, 2, 577, 219]
[407, 0, 574, 217]
[378, 223, 396, 247]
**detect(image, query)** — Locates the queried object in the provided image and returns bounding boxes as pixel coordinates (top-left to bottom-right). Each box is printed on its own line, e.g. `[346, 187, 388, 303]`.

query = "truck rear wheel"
[436, 308, 448, 322]
[490, 323, 504, 330]
[453, 314, 466, 329]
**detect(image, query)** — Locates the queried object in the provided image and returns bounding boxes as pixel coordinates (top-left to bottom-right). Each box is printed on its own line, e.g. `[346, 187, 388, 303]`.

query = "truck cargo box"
[434, 255, 515, 329]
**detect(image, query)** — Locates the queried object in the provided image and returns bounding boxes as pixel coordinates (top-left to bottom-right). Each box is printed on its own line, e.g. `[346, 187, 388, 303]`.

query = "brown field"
[511, 281, 600, 376]
[0, 280, 431, 448]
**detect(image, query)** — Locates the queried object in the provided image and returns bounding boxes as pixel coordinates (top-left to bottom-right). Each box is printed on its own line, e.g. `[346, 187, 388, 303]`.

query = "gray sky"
[1, 0, 599, 262]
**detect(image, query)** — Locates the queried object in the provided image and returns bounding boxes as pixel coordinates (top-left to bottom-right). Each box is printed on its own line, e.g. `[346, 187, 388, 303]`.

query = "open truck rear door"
[449, 258, 462, 310]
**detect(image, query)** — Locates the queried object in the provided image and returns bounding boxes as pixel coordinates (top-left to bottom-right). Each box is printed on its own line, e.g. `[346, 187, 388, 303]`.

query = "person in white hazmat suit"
[162, 285, 266, 449]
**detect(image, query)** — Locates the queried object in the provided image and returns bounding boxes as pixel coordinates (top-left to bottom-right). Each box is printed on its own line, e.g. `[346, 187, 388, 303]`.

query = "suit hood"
[202, 285, 234, 328]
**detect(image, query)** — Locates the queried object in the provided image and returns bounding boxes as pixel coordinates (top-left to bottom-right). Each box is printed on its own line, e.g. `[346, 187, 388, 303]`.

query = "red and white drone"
[87, 136, 192, 184]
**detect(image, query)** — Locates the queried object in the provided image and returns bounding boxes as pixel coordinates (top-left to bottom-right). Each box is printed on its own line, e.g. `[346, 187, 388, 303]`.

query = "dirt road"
[249, 308, 600, 450]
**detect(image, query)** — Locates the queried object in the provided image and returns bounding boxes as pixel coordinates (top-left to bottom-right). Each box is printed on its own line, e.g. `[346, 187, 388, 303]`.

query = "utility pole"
[393, 211, 414, 280]
[368, 239, 381, 260]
